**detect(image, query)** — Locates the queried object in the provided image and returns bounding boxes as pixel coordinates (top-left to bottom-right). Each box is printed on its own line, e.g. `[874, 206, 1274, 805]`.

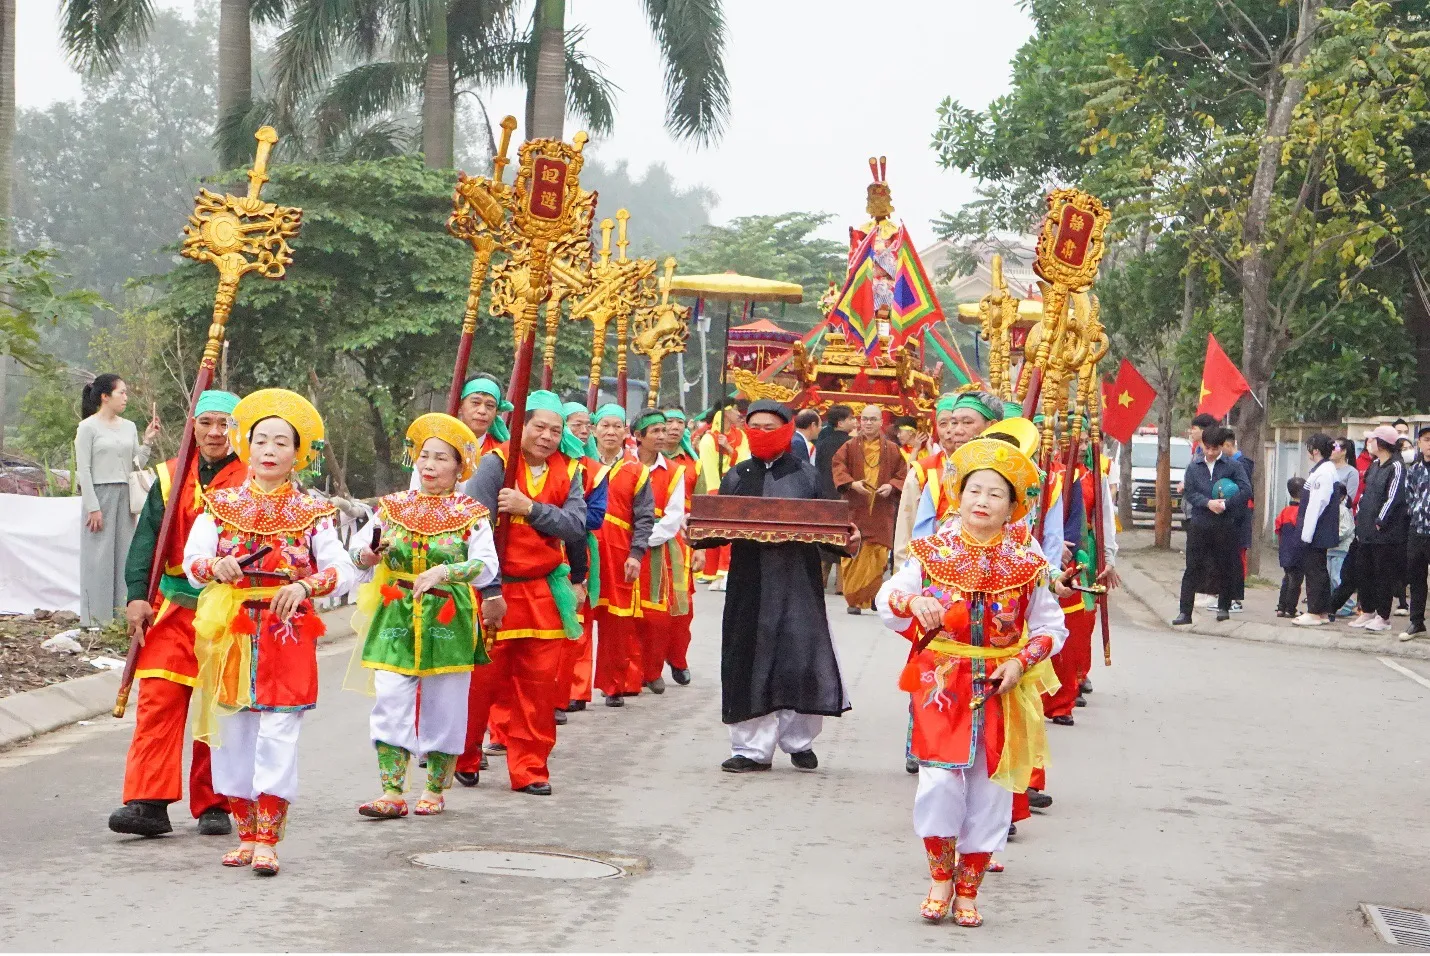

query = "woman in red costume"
[875, 436, 1067, 927]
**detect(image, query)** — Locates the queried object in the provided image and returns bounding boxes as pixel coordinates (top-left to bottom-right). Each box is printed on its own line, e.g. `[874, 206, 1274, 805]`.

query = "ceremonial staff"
[114, 127, 302, 717]
[446, 116, 517, 415]
[490, 132, 590, 546]
[629, 258, 690, 406]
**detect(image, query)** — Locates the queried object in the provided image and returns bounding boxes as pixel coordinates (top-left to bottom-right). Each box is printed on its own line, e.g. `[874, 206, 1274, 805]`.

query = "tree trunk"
[0, 0, 13, 458]
[1117, 436, 1134, 529]
[364, 393, 394, 493]
[528, 0, 567, 140]
[421, 0, 453, 168]
[1154, 395, 1174, 549]
[217, 0, 252, 167]
[1403, 257, 1430, 411]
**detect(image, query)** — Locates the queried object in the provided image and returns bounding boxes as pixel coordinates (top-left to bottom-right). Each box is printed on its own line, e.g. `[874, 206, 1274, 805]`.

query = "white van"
[1110, 435, 1193, 526]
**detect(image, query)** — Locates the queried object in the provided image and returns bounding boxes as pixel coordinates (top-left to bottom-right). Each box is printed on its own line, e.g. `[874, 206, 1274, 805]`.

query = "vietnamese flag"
[1196, 333, 1250, 419]
[1101, 359, 1157, 443]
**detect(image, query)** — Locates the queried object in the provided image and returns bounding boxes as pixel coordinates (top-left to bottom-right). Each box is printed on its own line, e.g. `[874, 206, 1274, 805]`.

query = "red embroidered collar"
[909, 524, 1047, 594]
[380, 490, 490, 536]
[206, 481, 337, 535]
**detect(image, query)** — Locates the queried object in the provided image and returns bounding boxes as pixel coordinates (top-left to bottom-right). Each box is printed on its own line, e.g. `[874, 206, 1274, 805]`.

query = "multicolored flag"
[923, 325, 981, 389]
[888, 226, 945, 347]
[829, 230, 881, 354]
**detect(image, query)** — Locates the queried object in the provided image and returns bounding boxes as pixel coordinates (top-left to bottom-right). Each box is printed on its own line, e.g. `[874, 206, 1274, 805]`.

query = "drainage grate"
[1363, 904, 1430, 948]
[412, 848, 625, 880]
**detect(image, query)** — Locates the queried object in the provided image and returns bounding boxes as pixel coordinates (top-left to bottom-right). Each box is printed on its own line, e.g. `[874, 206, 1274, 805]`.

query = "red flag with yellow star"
[1195, 333, 1250, 419]
[1101, 359, 1157, 443]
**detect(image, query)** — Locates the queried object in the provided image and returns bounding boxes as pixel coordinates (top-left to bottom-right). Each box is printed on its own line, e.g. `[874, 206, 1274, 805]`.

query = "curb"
[1118, 557, 1430, 663]
[0, 607, 356, 751]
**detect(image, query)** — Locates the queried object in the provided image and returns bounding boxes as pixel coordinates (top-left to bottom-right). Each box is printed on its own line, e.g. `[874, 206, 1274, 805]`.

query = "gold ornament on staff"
[116, 127, 301, 719]
[445, 115, 518, 414]
[565, 209, 659, 408]
[976, 254, 1021, 402]
[630, 257, 691, 407]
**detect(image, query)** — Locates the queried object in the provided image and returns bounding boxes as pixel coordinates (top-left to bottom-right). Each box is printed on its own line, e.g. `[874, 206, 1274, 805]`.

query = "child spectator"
[1276, 477, 1307, 617]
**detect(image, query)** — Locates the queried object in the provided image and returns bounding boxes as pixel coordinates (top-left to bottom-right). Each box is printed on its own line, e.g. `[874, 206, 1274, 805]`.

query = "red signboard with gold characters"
[530, 156, 569, 222]
[1034, 188, 1110, 289]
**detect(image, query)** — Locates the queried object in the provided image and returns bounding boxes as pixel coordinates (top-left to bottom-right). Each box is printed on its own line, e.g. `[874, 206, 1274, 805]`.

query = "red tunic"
[593, 455, 649, 617]
[496, 453, 580, 642]
[641, 459, 686, 614]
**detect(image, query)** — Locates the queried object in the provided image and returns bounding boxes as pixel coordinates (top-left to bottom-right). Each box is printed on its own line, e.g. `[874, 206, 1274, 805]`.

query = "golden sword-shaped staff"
[445, 115, 518, 414]
[114, 127, 302, 718]
[565, 210, 658, 408]
[629, 257, 691, 407]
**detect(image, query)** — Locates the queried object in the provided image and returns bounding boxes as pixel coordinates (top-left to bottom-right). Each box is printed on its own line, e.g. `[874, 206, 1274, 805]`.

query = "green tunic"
[357, 491, 492, 677]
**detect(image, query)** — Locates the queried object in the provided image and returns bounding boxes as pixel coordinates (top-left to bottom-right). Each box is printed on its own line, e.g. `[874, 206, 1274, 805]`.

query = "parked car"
[1110, 435, 1192, 527]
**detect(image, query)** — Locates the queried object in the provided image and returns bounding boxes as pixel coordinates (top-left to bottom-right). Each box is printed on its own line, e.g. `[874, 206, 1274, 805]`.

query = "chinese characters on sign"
[1053, 204, 1092, 268]
[530, 157, 569, 222]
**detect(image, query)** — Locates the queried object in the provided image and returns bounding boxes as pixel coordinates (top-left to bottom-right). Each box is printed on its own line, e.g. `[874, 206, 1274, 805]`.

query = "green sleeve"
[124, 478, 165, 604]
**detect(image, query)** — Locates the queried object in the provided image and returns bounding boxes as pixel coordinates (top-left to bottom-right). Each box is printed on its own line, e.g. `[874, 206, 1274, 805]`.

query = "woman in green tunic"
[350, 414, 498, 817]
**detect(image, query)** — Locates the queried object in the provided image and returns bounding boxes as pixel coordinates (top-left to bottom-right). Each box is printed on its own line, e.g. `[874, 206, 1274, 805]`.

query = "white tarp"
[0, 493, 82, 614]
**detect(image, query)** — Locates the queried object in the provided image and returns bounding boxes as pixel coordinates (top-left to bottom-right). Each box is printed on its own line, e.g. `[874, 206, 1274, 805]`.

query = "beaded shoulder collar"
[909, 523, 1047, 594]
[206, 482, 337, 535]
[380, 490, 490, 536]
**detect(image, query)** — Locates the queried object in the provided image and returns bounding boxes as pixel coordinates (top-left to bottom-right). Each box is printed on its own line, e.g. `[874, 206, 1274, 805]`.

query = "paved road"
[1, 591, 1426, 951]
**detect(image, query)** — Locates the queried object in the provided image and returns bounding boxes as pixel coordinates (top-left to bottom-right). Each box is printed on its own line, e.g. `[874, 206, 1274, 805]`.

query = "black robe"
[716, 452, 850, 724]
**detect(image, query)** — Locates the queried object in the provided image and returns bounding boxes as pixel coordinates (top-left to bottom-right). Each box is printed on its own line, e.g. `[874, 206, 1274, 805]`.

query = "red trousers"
[638, 612, 676, 684]
[121, 676, 223, 817]
[559, 610, 595, 704]
[699, 544, 730, 579]
[593, 608, 644, 697]
[1043, 608, 1095, 719]
[1011, 767, 1047, 823]
[665, 612, 693, 670]
[458, 638, 566, 788]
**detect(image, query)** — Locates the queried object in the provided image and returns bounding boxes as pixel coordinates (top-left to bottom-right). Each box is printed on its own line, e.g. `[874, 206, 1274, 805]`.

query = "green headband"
[194, 390, 239, 418]
[951, 393, 1002, 423]
[563, 401, 590, 420]
[462, 378, 513, 442]
[594, 403, 626, 423]
[525, 389, 565, 417]
[560, 426, 586, 459]
[633, 410, 668, 433]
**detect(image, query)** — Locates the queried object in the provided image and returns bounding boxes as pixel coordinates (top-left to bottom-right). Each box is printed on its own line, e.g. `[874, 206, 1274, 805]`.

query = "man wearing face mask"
[108, 391, 249, 839]
[706, 400, 857, 773]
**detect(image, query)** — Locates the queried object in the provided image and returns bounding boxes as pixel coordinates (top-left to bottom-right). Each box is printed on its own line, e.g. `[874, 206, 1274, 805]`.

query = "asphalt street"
[0, 590, 1426, 951]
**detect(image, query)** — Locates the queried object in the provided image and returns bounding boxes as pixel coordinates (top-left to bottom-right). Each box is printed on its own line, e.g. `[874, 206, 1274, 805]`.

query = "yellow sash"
[192, 583, 284, 746]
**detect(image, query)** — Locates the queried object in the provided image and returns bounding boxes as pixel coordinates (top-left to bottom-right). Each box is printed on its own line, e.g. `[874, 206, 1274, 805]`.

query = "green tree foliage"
[0, 246, 106, 372]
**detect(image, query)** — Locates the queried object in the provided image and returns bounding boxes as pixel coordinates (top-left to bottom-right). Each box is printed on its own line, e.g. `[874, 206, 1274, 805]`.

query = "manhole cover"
[412, 849, 625, 879]
[1363, 904, 1430, 948]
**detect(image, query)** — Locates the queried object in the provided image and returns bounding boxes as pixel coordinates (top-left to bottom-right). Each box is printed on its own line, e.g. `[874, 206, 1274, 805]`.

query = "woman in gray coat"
[74, 374, 159, 624]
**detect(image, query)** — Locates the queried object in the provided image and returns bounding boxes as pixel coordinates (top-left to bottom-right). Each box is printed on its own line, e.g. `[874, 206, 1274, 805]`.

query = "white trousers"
[912, 745, 1013, 853]
[727, 710, 822, 763]
[369, 670, 470, 757]
[211, 710, 304, 803]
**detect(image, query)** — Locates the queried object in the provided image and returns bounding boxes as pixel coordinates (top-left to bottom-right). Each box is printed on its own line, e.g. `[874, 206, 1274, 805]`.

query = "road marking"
[1378, 657, 1430, 691]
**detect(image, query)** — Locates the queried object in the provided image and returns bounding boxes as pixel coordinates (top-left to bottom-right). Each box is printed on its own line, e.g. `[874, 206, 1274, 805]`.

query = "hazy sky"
[17, 0, 1033, 242]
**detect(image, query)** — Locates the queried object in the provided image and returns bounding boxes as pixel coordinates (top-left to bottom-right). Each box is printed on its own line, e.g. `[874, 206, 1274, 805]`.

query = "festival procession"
[3, 2, 1430, 951]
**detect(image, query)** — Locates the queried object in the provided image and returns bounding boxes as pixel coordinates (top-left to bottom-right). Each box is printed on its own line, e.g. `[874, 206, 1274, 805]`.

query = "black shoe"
[604, 694, 624, 707]
[107, 800, 173, 837]
[517, 782, 552, 796]
[1026, 788, 1053, 810]
[454, 771, 480, 787]
[1007, 823, 1017, 838]
[196, 806, 232, 836]
[1216, 609, 1231, 622]
[480, 755, 489, 771]
[790, 750, 818, 770]
[646, 677, 667, 695]
[564, 699, 587, 712]
[1171, 614, 1193, 626]
[1051, 715, 1075, 726]
[553, 708, 567, 725]
[1074, 695, 1087, 708]
[670, 666, 691, 685]
[483, 742, 507, 755]
[846, 607, 862, 615]
[720, 755, 773, 773]
[1079, 678, 1093, 694]
[905, 757, 919, 775]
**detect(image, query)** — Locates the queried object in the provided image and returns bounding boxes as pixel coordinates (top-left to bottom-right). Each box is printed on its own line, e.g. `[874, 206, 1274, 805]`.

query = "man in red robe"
[632, 410, 690, 694]
[107, 390, 248, 837]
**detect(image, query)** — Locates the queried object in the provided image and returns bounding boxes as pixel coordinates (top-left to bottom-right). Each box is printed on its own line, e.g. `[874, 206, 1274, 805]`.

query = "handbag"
[128, 468, 156, 515]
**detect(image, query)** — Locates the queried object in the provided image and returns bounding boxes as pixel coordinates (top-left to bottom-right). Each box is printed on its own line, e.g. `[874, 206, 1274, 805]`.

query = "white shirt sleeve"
[648, 465, 686, 549]
[465, 518, 500, 589]
[1300, 465, 1332, 544]
[182, 513, 220, 586]
[1025, 578, 1070, 657]
[310, 518, 358, 600]
[875, 556, 927, 632]
[1101, 475, 1119, 566]
[1041, 493, 1065, 570]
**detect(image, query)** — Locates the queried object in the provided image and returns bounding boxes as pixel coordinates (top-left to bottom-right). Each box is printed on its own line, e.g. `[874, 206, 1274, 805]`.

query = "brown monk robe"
[829, 405, 907, 613]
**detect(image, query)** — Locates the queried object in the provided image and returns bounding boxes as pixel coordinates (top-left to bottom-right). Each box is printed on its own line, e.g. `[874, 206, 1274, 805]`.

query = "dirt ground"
[0, 613, 128, 699]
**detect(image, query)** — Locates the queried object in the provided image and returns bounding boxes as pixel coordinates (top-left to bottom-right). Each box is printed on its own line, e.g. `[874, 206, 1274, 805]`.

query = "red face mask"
[747, 420, 795, 461]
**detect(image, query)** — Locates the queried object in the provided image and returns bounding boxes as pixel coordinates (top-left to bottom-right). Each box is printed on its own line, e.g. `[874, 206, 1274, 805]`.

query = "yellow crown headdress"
[405, 413, 480, 483]
[230, 388, 325, 471]
[944, 436, 1042, 523]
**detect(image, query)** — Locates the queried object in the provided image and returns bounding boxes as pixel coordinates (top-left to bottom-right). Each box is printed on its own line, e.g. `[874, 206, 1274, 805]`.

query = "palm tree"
[272, 0, 615, 169]
[525, 0, 729, 145]
[58, 0, 291, 167]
